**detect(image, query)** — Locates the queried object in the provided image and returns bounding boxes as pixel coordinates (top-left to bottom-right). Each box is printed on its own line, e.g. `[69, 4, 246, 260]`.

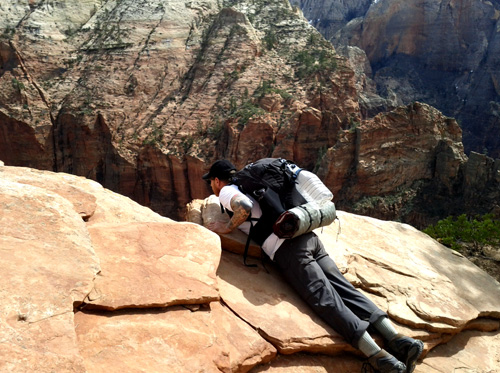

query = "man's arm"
[227, 194, 252, 230]
[208, 194, 252, 234]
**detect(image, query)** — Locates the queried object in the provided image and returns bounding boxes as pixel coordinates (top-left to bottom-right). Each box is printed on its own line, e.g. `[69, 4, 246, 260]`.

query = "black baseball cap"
[202, 159, 237, 180]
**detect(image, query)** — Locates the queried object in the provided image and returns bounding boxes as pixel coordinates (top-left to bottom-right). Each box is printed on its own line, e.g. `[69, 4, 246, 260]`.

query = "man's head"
[202, 159, 237, 196]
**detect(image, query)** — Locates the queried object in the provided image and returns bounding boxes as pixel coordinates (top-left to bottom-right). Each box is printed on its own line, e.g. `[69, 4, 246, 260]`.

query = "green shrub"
[424, 214, 500, 251]
[11, 78, 25, 91]
[2, 27, 15, 39]
[142, 121, 164, 146]
[207, 118, 224, 139]
[228, 99, 265, 126]
[293, 49, 337, 79]
[253, 79, 292, 100]
[263, 29, 277, 50]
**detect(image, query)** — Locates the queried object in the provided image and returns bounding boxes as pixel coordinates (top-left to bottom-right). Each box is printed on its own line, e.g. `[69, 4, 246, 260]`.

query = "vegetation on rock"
[424, 214, 500, 281]
[424, 214, 500, 251]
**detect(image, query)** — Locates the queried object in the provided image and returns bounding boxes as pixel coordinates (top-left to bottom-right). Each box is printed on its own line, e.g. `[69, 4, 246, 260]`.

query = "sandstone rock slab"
[0, 178, 100, 371]
[87, 184, 172, 226]
[252, 352, 365, 372]
[420, 329, 500, 372]
[0, 165, 170, 225]
[85, 221, 221, 310]
[324, 212, 500, 332]
[190, 197, 500, 359]
[0, 313, 86, 373]
[75, 302, 277, 373]
[0, 166, 98, 220]
[0, 178, 99, 320]
[217, 251, 355, 355]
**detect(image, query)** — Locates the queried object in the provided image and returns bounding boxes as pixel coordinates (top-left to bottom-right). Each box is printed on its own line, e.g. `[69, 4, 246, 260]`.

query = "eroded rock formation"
[0, 0, 354, 218]
[0, 0, 498, 228]
[0, 164, 276, 372]
[294, 0, 500, 159]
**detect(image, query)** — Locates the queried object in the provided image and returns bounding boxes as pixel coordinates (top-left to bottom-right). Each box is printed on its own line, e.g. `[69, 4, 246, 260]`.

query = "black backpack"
[227, 158, 307, 265]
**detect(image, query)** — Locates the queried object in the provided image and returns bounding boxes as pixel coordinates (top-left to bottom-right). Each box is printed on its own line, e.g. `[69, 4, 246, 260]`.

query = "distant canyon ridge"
[291, 0, 500, 159]
[0, 0, 499, 227]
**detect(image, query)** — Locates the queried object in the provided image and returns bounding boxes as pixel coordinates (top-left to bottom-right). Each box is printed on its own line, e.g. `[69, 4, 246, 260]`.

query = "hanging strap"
[222, 203, 259, 267]
[243, 217, 258, 267]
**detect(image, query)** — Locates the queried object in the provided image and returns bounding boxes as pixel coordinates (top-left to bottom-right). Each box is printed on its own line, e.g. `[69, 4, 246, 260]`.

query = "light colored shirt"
[218, 184, 284, 260]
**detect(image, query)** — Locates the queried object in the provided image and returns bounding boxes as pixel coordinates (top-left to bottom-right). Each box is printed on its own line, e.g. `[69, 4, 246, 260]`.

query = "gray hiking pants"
[273, 232, 386, 347]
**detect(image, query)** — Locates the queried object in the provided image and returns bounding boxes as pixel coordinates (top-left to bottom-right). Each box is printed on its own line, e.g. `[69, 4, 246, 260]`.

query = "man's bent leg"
[274, 233, 370, 346]
[311, 236, 421, 372]
[314, 239, 387, 325]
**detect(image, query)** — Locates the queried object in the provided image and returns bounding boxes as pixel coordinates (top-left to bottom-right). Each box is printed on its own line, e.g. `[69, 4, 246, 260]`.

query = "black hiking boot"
[367, 349, 406, 373]
[387, 334, 424, 373]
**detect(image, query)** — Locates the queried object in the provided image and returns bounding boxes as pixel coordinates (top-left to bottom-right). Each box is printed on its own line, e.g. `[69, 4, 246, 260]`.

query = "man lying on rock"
[203, 159, 424, 373]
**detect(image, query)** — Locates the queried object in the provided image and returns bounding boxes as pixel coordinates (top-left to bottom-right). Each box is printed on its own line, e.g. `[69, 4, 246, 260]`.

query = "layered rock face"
[0, 0, 498, 227]
[289, 0, 371, 41]
[318, 102, 499, 227]
[1, 163, 500, 372]
[0, 0, 356, 219]
[295, 0, 500, 159]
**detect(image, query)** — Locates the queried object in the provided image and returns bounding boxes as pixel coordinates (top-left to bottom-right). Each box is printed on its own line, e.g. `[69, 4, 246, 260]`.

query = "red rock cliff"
[0, 0, 498, 226]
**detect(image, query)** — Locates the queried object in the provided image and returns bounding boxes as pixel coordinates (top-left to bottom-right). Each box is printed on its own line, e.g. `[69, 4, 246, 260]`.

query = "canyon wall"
[0, 0, 498, 226]
[292, 0, 500, 159]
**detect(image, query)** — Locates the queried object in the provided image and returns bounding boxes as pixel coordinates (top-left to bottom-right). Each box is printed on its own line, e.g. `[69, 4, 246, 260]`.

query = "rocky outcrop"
[295, 0, 500, 158]
[85, 222, 221, 310]
[0, 0, 357, 219]
[0, 164, 276, 372]
[318, 102, 499, 227]
[1, 163, 500, 371]
[75, 302, 276, 373]
[289, 0, 372, 41]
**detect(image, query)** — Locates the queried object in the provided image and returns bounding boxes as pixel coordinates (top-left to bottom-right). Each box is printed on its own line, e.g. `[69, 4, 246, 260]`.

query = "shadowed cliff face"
[0, 0, 498, 226]
[293, 0, 500, 159]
